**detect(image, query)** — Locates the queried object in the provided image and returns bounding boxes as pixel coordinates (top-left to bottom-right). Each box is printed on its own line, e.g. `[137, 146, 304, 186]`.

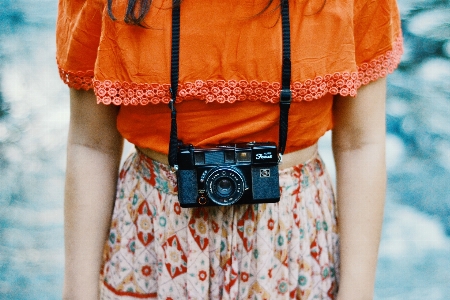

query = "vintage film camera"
[176, 142, 280, 207]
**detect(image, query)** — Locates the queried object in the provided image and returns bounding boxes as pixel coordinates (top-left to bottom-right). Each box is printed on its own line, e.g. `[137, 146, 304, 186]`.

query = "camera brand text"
[256, 152, 273, 160]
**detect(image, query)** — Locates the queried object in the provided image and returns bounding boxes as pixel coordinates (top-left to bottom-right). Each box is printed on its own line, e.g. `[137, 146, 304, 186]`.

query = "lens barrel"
[205, 167, 245, 205]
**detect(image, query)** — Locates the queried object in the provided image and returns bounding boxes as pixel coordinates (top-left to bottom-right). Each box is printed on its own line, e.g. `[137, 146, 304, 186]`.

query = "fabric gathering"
[56, 0, 403, 299]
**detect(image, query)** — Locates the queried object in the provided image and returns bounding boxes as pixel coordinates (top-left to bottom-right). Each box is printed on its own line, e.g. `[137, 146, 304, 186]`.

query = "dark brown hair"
[107, 0, 176, 25]
[108, 0, 325, 27]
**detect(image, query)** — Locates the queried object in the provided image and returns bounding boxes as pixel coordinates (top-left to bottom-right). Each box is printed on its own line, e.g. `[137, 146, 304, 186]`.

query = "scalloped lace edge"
[58, 35, 403, 105]
[58, 68, 94, 91]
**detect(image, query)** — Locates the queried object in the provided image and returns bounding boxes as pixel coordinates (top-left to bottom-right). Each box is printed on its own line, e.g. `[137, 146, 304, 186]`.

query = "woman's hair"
[108, 0, 325, 26]
[107, 0, 175, 25]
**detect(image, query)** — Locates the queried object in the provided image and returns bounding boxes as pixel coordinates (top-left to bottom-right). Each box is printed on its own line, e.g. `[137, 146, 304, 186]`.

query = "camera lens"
[205, 167, 245, 206]
[216, 178, 234, 197]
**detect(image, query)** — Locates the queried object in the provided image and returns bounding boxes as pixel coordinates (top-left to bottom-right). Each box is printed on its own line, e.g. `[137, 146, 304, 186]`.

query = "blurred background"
[0, 0, 449, 299]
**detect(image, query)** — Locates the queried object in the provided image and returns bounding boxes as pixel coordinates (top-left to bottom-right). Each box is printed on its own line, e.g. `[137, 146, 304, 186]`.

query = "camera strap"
[279, 0, 292, 157]
[168, 0, 292, 169]
[168, 0, 181, 169]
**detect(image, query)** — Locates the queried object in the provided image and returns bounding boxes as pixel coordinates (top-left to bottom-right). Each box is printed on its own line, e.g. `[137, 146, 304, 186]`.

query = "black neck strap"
[279, 0, 292, 156]
[168, 1, 180, 168]
[168, 0, 292, 169]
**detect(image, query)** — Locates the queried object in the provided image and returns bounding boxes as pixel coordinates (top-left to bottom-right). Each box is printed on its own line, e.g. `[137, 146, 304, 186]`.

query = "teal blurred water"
[0, 1, 66, 298]
[0, 0, 449, 299]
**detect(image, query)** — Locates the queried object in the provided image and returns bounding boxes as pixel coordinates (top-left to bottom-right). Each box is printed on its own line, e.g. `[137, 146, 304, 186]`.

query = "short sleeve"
[56, 0, 104, 90]
[353, 0, 403, 85]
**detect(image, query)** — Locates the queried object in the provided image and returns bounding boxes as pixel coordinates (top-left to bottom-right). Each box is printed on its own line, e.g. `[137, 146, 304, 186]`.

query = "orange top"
[56, 0, 403, 154]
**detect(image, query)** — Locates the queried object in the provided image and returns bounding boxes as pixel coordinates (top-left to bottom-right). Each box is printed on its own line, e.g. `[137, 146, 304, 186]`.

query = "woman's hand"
[63, 89, 123, 299]
[332, 77, 387, 299]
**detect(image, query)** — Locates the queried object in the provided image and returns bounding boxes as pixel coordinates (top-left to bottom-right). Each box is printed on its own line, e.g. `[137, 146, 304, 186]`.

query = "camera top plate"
[177, 142, 278, 169]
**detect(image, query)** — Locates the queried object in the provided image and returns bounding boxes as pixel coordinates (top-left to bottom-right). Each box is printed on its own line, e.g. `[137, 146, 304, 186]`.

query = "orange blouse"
[56, 0, 403, 154]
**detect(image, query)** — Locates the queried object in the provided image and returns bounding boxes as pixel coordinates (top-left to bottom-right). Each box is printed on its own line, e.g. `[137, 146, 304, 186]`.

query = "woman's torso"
[57, 0, 402, 154]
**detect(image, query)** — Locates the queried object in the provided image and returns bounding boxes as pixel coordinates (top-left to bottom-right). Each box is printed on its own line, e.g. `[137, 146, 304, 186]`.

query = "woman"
[57, 0, 402, 299]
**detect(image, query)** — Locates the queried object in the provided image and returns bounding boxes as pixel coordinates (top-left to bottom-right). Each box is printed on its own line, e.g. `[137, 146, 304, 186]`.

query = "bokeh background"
[0, 0, 449, 299]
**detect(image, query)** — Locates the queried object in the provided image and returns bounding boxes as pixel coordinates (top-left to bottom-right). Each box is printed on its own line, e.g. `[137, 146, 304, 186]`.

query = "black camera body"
[176, 142, 280, 208]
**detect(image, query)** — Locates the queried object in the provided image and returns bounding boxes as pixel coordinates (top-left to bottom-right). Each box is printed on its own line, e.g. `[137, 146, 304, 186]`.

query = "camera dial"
[204, 167, 246, 206]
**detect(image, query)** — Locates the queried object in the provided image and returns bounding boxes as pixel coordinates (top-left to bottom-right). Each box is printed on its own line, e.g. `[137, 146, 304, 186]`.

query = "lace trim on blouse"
[58, 35, 403, 105]
[58, 68, 95, 91]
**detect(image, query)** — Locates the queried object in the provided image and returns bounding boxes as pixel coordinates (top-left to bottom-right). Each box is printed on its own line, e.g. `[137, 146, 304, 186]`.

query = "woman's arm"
[332, 78, 387, 300]
[63, 88, 123, 300]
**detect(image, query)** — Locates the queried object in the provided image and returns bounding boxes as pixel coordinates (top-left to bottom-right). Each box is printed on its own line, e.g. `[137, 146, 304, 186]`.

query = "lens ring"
[204, 167, 245, 206]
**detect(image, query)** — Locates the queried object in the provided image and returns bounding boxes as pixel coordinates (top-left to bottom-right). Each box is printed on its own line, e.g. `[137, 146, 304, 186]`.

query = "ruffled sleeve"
[56, 0, 105, 90]
[70, 0, 402, 104]
[353, 0, 403, 86]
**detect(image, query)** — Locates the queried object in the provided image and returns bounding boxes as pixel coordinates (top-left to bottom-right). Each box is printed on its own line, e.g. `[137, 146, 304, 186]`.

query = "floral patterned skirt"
[100, 150, 339, 299]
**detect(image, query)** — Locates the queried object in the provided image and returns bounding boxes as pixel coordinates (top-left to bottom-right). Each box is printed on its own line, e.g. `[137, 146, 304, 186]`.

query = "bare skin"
[62, 77, 387, 299]
[63, 88, 123, 299]
[333, 77, 387, 300]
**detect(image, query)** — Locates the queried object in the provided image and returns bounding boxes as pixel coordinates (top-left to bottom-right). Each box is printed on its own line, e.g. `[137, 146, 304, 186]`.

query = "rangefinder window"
[237, 151, 251, 162]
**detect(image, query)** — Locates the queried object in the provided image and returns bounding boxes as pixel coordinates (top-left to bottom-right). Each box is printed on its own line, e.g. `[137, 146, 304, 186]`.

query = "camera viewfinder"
[194, 152, 205, 165]
[225, 151, 235, 163]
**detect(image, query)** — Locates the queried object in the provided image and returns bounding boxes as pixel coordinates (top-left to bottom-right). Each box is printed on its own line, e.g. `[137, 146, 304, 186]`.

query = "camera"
[176, 142, 280, 207]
